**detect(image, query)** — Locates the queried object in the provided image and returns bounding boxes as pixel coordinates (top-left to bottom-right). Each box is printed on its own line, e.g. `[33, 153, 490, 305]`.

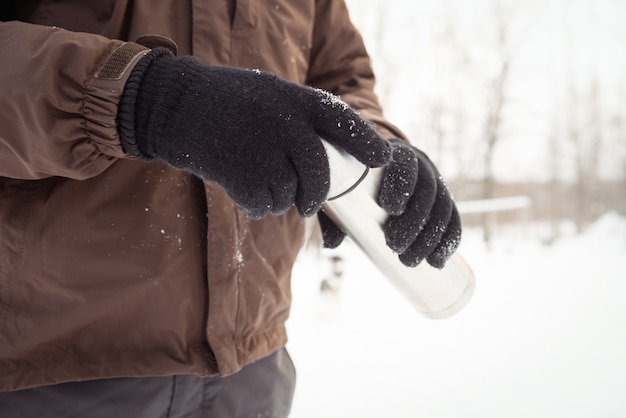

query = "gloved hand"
[319, 139, 461, 269]
[117, 48, 391, 219]
[379, 139, 461, 268]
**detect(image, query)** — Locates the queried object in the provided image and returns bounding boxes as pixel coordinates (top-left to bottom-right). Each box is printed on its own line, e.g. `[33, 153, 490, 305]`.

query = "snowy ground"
[286, 212, 626, 418]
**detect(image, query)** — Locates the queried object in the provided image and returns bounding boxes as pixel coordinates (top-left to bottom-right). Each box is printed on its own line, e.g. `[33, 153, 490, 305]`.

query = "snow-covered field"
[286, 212, 626, 417]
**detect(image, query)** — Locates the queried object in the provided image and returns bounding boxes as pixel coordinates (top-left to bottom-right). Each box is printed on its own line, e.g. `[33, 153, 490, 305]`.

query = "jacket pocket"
[0, 177, 61, 325]
[0, 178, 38, 328]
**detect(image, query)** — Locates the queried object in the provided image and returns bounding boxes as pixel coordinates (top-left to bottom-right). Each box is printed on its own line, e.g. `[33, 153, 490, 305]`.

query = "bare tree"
[546, 121, 563, 244]
[564, 2, 603, 233]
[420, 4, 476, 188]
[480, 2, 513, 245]
[584, 77, 604, 223]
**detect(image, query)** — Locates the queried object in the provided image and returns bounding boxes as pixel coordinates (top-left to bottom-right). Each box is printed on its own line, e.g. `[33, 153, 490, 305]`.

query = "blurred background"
[287, 1, 626, 417]
[349, 0, 626, 245]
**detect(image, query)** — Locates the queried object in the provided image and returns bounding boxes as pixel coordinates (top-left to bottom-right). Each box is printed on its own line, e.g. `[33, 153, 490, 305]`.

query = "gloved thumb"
[317, 210, 346, 249]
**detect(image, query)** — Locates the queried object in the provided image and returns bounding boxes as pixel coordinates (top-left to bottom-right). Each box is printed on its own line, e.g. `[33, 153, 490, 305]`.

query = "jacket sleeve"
[307, 0, 406, 140]
[0, 21, 148, 180]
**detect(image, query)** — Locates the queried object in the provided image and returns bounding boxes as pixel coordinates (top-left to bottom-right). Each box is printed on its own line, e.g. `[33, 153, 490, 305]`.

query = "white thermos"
[321, 141, 475, 319]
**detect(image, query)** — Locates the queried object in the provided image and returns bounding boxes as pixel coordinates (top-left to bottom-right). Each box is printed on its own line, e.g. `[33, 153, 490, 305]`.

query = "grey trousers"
[0, 348, 296, 418]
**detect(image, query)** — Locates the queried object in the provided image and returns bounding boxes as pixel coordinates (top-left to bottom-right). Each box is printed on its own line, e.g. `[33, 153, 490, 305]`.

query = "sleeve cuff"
[115, 47, 175, 159]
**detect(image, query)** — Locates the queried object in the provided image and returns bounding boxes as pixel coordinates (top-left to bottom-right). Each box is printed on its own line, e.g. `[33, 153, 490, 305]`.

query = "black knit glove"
[318, 210, 347, 249]
[380, 139, 461, 269]
[118, 48, 391, 219]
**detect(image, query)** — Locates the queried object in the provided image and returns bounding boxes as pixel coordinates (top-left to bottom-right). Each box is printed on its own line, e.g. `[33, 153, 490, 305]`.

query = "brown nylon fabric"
[0, 0, 405, 391]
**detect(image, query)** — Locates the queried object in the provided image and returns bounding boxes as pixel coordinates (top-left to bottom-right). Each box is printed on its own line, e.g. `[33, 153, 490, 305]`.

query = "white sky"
[345, 0, 626, 182]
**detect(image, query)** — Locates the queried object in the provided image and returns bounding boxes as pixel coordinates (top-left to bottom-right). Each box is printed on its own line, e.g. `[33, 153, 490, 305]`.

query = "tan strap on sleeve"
[96, 42, 149, 80]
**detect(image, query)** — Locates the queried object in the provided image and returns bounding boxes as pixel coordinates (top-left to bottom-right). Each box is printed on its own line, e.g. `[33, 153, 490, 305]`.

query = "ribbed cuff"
[117, 47, 174, 159]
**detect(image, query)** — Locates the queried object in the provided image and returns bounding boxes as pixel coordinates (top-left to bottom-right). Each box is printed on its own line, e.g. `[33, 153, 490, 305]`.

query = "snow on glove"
[379, 139, 462, 269]
[118, 48, 391, 219]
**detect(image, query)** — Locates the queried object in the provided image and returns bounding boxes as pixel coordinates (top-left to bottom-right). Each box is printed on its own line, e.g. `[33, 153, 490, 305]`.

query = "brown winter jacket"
[0, 0, 405, 391]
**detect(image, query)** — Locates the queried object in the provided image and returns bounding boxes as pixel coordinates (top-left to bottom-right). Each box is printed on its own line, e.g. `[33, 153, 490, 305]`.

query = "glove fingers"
[220, 151, 297, 218]
[427, 206, 462, 269]
[378, 140, 419, 216]
[417, 148, 462, 268]
[232, 184, 274, 219]
[289, 134, 330, 217]
[318, 210, 346, 249]
[311, 91, 391, 168]
[269, 163, 299, 215]
[384, 157, 438, 254]
[397, 184, 454, 267]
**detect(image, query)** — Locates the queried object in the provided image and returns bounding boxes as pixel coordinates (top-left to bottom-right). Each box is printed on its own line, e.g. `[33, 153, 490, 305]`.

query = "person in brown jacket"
[0, 1, 461, 417]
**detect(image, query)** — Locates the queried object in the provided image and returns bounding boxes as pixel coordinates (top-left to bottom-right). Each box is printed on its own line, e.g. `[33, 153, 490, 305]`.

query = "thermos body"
[321, 141, 476, 319]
